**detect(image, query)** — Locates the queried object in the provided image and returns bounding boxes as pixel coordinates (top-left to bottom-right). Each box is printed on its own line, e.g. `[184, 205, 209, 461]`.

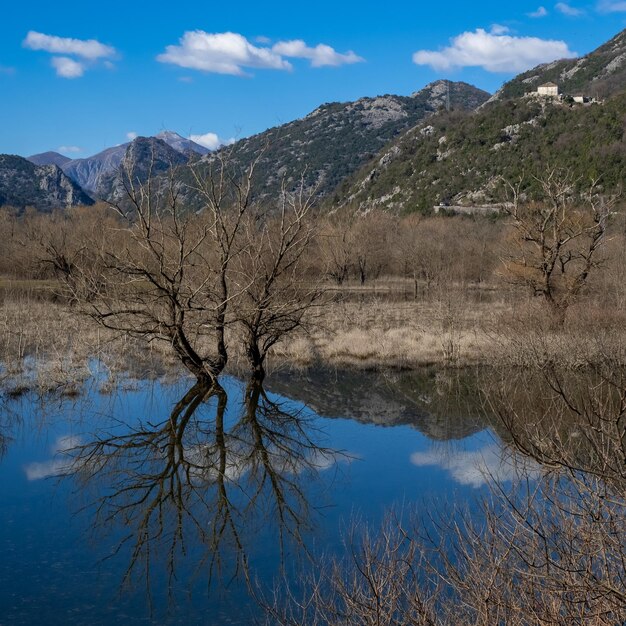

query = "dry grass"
[2, 281, 626, 393]
[0, 292, 181, 395]
[271, 284, 626, 371]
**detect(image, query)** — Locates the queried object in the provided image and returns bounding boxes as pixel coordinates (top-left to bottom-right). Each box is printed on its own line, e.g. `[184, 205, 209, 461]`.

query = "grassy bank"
[2, 277, 625, 396]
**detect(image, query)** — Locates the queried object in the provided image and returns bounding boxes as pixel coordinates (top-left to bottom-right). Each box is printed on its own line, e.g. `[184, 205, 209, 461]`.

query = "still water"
[0, 368, 530, 625]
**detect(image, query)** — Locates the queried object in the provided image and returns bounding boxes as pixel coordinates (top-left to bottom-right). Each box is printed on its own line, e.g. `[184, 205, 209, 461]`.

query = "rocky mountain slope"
[336, 89, 626, 213]
[191, 81, 490, 203]
[99, 136, 190, 202]
[0, 155, 94, 211]
[62, 144, 127, 196]
[60, 131, 207, 197]
[27, 151, 72, 168]
[492, 28, 626, 102]
[155, 131, 209, 156]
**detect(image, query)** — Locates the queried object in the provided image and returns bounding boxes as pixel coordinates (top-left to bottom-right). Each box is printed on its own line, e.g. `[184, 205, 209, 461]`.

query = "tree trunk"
[246, 336, 266, 383]
[171, 327, 217, 384]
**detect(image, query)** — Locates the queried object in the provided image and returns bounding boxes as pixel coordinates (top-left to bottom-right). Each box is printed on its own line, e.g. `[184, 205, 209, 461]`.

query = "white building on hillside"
[537, 82, 559, 97]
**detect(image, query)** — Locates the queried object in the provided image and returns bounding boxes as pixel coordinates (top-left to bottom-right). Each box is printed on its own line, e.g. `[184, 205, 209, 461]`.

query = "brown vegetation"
[2, 169, 626, 625]
[0, 169, 624, 393]
[501, 170, 618, 324]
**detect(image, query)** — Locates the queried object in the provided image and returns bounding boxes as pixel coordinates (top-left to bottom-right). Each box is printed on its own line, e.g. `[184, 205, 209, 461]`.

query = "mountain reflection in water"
[0, 368, 537, 625]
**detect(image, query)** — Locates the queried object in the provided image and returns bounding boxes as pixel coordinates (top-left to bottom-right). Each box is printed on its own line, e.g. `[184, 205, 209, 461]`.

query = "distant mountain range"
[0, 155, 93, 211]
[1, 27, 625, 213]
[27, 131, 208, 197]
[0, 131, 207, 210]
[26, 151, 72, 168]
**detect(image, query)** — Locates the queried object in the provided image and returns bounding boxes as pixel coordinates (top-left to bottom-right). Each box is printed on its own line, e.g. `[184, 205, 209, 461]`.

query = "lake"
[0, 367, 535, 625]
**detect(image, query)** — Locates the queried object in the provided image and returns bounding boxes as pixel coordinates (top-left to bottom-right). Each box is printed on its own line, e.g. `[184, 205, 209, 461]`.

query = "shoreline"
[2, 286, 625, 398]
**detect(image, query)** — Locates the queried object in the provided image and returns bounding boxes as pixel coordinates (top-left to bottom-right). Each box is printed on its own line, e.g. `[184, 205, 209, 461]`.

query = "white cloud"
[272, 40, 364, 67]
[157, 31, 364, 76]
[255, 35, 272, 44]
[58, 145, 82, 153]
[489, 24, 511, 35]
[412, 28, 576, 73]
[126, 131, 138, 140]
[24, 31, 116, 78]
[555, 2, 584, 14]
[0, 65, 16, 75]
[597, 0, 626, 10]
[528, 6, 549, 16]
[157, 31, 291, 76]
[189, 132, 235, 150]
[51, 56, 85, 78]
[23, 31, 115, 60]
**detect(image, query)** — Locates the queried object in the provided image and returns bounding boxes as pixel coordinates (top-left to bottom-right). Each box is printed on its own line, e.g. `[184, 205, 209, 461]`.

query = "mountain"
[191, 81, 490, 204]
[61, 144, 128, 196]
[492, 28, 626, 102]
[155, 131, 210, 156]
[27, 151, 72, 168]
[60, 131, 208, 197]
[335, 89, 626, 213]
[0, 154, 94, 211]
[98, 136, 190, 202]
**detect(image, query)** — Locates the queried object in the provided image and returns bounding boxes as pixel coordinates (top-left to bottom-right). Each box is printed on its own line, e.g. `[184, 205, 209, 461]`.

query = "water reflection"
[24, 435, 79, 480]
[42, 379, 342, 595]
[0, 366, 559, 624]
[268, 367, 488, 440]
[410, 442, 541, 487]
[0, 395, 22, 461]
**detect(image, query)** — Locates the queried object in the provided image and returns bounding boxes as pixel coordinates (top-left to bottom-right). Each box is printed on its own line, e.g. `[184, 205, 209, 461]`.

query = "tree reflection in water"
[0, 395, 22, 462]
[65, 378, 341, 599]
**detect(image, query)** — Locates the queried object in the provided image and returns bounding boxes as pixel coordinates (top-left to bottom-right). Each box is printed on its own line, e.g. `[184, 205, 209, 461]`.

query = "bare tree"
[42, 151, 264, 384]
[232, 178, 322, 380]
[502, 169, 616, 324]
[35, 147, 323, 384]
[318, 216, 352, 286]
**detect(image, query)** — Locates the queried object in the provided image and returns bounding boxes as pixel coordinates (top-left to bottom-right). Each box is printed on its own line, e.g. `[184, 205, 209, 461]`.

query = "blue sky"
[1, 0, 624, 157]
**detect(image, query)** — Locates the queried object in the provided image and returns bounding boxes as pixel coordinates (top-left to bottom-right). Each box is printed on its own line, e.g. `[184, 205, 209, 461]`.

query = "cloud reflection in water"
[411, 442, 540, 488]
[24, 435, 82, 481]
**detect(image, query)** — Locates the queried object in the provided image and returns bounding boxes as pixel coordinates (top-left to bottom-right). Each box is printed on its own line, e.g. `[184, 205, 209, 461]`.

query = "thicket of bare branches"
[501, 169, 619, 324]
[262, 356, 626, 625]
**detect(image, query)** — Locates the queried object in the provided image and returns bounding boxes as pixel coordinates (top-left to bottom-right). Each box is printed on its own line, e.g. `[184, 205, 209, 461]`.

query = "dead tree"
[53, 151, 261, 384]
[232, 177, 322, 381]
[502, 169, 616, 324]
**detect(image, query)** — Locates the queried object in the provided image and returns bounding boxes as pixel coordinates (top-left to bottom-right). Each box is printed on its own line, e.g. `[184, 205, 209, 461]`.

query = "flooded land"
[0, 367, 544, 625]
